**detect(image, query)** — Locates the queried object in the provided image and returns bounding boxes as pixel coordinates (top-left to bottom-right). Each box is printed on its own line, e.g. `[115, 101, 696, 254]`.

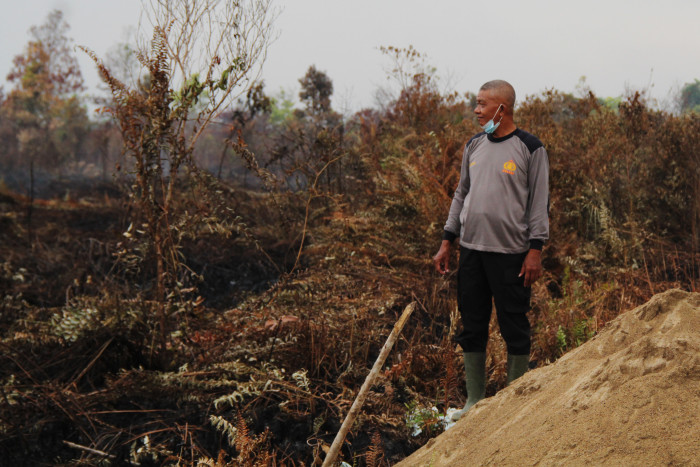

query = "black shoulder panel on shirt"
[466, 131, 486, 150]
[514, 129, 544, 154]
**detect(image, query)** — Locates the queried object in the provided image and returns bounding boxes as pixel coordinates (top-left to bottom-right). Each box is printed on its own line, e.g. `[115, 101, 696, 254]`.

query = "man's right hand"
[433, 240, 452, 275]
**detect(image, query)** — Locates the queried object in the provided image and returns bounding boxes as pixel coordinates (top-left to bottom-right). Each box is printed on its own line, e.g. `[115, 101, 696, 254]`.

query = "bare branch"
[140, 0, 279, 140]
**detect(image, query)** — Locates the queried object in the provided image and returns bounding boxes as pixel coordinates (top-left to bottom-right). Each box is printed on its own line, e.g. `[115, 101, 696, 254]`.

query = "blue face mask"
[482, 104, 504, 134]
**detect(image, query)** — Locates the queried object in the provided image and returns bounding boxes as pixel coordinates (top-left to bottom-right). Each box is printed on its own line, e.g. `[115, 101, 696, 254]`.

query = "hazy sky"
[2, 1, 699, 113]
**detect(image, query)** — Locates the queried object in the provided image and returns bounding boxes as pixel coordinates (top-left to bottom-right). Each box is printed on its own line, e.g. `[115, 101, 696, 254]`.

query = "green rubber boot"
[451, 352, 486, 421]
[506, 354, 530, 385]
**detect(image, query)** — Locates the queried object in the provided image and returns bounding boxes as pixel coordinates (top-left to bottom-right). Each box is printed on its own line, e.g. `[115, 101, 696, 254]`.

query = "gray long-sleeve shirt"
[443, 129, 549, 254]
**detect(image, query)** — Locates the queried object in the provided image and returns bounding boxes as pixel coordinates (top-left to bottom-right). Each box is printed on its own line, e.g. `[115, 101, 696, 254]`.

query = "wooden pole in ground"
[322, 302, 416, 467]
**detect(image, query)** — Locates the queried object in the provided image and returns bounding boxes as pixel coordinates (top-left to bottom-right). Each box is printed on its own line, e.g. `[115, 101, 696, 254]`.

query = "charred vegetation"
[0, 25, 698, 467]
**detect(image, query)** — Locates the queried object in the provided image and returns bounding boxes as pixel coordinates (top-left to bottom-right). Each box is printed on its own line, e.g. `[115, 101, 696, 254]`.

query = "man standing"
[433, 80, 549, 421]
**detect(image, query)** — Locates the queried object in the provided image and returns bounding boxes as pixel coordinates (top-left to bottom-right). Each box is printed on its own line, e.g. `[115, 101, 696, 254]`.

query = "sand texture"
[398, 289, 700, 466]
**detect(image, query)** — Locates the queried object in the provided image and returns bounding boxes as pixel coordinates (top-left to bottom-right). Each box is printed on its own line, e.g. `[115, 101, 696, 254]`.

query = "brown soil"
[398, 289, 700, 466]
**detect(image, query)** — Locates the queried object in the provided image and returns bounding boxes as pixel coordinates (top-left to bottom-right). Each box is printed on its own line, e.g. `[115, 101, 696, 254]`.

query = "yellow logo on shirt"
[502, 159, 516, 175]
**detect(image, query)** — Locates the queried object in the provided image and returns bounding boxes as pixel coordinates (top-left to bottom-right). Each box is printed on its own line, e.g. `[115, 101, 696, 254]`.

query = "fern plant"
[205, 412, 275, 466]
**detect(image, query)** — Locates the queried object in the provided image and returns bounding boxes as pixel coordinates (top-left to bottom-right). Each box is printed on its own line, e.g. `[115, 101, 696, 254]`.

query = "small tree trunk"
[26, 159, 34, 242]
[154, 215, 168, 355]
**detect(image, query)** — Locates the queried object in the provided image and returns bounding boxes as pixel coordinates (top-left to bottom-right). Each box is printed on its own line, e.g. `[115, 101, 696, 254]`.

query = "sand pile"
[398, 289, 700, 466]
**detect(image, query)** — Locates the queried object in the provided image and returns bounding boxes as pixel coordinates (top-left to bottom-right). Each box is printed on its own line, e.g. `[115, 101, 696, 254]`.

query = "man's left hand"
[519, 249, 542, 287]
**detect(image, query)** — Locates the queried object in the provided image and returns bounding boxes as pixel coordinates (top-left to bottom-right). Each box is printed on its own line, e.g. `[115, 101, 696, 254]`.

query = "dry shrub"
[1, 59, 698, 466]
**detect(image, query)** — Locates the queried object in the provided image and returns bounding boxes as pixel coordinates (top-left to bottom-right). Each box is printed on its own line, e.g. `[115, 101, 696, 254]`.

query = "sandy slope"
[398, 289, 700, 466]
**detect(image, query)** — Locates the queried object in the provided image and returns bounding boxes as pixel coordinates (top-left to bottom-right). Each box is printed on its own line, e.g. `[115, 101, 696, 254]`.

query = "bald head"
[480, 80, 516, 113]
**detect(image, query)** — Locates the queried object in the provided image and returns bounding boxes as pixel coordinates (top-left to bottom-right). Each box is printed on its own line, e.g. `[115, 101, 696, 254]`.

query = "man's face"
[474, 90, 504, 126]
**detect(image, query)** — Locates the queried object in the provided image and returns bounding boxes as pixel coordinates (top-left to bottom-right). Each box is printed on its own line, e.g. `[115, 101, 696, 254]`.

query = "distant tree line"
[3, 10, 699, 195]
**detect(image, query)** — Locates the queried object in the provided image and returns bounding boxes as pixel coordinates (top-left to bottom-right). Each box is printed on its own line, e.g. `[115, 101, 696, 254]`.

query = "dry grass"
[0, 83, 698, 465]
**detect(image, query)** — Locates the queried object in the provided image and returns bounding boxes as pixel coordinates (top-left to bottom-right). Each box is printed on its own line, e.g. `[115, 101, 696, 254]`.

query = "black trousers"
[455, 247, 531, 355]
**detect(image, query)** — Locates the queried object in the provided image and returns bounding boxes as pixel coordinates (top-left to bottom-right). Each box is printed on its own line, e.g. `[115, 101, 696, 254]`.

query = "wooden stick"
[322, 302, 416, 467]
[66, 337, 114, 390]
[63, 440, 141, 466]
